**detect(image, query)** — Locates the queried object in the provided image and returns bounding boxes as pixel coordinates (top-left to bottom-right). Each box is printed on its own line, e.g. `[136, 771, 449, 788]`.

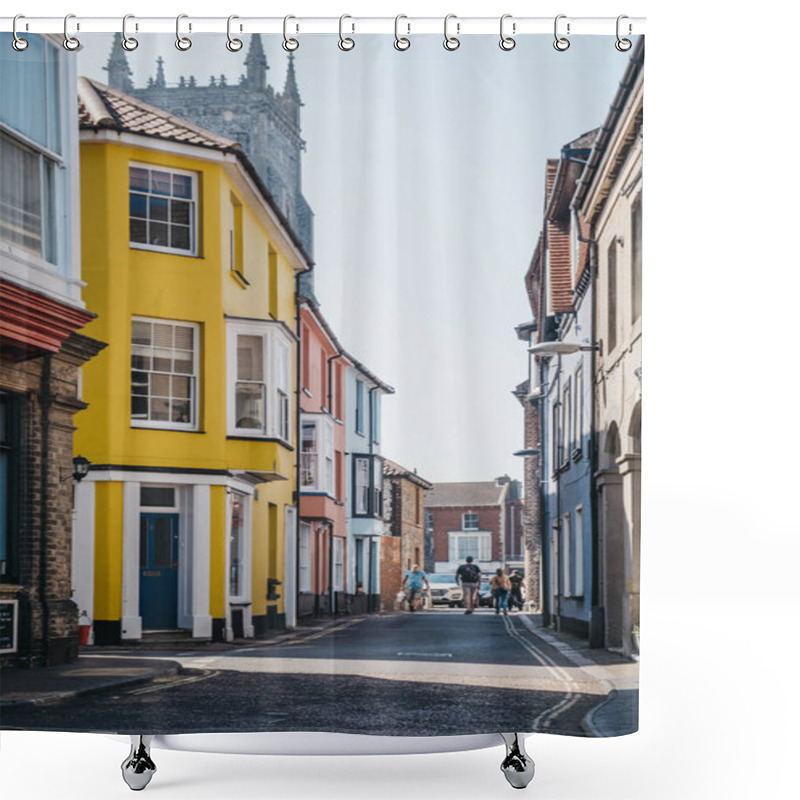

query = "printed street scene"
[1, 32, 642, 739]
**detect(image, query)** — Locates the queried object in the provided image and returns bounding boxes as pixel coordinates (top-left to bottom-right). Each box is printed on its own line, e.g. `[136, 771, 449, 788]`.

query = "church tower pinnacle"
[281, 52, 302, 126]
[103, 33, 134, 92]
[244, 34, 268, 90]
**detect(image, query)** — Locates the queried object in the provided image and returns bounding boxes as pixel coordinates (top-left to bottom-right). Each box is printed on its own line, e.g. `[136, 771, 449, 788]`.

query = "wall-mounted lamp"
[71, 455, 91, 482]
[528, 341, 601, 356]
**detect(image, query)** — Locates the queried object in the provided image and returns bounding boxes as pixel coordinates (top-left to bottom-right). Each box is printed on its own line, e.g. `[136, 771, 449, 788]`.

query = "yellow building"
[72, 78, 310, 644]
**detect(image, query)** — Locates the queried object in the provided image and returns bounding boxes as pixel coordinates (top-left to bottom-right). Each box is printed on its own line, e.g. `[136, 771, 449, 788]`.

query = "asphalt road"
[2, 610, 611, 736]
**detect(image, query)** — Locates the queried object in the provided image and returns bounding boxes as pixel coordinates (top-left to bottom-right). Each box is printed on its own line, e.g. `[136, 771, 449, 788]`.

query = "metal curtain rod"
[0, 16, 646, 36]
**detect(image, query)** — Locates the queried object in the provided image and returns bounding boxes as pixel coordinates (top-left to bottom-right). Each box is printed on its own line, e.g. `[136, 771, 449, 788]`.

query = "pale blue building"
[344, 359, 394, 614]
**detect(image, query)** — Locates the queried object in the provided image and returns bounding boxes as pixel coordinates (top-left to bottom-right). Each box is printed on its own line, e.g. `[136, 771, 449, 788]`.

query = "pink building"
[298, 299, 350, 617]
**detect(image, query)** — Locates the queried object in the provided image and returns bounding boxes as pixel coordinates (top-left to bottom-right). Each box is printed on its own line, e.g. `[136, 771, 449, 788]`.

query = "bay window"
[301, 414, 334, 495]
[352, 454, 384, 518]
[0, 34, 67, 273]
[226, 320, 293, 441]
[449, 532, 491, 563]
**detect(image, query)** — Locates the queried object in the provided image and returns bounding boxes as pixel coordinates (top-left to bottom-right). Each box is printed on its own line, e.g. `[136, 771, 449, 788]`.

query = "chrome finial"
[500, 732, 535, 789]
[121, 735, 157, 791]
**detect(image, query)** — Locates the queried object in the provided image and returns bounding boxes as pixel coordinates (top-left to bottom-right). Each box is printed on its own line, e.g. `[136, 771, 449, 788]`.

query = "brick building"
[381, 459, 432, 608]
[424, 478, 522, 575]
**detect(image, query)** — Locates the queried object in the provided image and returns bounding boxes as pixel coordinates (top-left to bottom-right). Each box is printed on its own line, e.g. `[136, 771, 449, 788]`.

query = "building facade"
[297, 298, 349, 618]
[1, 35, 104, 667]
[516, 39, 643, 652]
[73, 78, 307, 644]
[425, 479, 520, 575]
[103, 33, 314, 257]
[574, 40, 643, 656]
[536, 132, 599, 642]
[381, 460, 432, 608]
[345, 360, 393, 614]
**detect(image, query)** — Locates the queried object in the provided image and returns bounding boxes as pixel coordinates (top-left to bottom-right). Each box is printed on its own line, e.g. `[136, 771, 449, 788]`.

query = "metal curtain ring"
[12, 14, 28, 51]
[226, 15, 243, 52]
[615, 15, 632, 51]
[499, 13, 516, 51]
[283, 15, 299, 51]
[553, 14, 570, 51]
[176, 14, 192, 51]
[63, 13, 80, 51]
[394, 14, 410, 51]
[338, 14, 355, 51]
[122, 14, 138, 51]
[443, 14, 460, 51]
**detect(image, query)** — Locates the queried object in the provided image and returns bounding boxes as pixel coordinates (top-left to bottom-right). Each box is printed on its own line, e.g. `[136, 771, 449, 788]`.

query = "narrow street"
[1, 610, 623, 737]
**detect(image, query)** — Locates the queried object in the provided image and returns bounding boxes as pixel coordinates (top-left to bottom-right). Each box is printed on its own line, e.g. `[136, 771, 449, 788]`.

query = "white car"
[427, 573, 463, 607]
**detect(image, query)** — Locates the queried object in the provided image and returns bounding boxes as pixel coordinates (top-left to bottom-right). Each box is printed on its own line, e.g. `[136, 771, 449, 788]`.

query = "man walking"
[508, 569, 524, 611]
[456, 555, 482, 614]
[402, 564, 430, 612]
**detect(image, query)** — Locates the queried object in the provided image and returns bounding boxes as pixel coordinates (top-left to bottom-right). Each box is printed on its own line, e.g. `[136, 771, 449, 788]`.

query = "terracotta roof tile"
[77, 77, 240, 153]
[383, 458, 433, 489]
[425, 481, 506, 507]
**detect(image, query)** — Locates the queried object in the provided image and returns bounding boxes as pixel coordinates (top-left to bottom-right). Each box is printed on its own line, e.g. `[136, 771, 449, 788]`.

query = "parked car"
[427, 573, 463, 607]
[479, 579, 493, 607]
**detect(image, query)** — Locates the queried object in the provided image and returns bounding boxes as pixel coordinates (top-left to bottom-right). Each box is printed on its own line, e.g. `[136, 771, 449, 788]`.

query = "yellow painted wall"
[92, 481, 123, 620]
[77, 136, 299, 628]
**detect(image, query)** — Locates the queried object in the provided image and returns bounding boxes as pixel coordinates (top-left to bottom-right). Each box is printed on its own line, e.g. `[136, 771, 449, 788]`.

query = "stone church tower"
[104, 34, 313, 257]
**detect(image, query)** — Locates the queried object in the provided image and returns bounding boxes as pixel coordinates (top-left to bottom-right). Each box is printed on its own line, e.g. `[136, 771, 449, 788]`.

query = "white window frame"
[354, 456, 370, 515]
[574, 506, 584, 597]
[228, 490, 251, 604]
[131, 316, 199, 431]
[300, 413, 335, 495]
[129, 162, 198, 256]
[563, 379, 572, 461]
[333, 537, 345, 592]
[226, 320, 293, 442]
[574, 366, 584, 455]
[370, 390, 380, 444]
[355, 379, 365, 435]
[448, 531, 491, 563]
[298, 522, 311, 593]
[462, 512, 479, 530]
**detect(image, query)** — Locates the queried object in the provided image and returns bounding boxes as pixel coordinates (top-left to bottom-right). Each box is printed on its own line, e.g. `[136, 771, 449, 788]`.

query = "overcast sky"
[80, 34, 632, 484]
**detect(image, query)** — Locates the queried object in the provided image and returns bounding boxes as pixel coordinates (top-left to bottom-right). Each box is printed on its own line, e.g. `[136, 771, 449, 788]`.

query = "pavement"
[0, 612, 637, 738]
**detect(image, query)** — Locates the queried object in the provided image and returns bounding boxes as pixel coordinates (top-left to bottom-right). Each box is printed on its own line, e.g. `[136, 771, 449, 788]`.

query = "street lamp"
[528, 341, 601, 356]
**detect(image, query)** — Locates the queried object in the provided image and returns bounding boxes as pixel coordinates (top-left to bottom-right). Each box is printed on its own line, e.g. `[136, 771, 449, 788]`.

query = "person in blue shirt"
[402, 564, 430, 612]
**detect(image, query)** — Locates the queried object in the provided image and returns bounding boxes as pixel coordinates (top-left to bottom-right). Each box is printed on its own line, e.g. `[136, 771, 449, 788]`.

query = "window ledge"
[571, 448, 583, 462]
[131, 424, 203, 434]
[230, 269, 250, 288]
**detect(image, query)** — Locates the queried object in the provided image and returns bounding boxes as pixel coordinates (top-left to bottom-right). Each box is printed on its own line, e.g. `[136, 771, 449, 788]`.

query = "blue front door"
[139, 514, 179, 629]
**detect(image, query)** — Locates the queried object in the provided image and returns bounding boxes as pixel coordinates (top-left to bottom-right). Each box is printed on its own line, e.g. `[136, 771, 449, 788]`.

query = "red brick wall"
[380, 536, 402, 611]
[429, 506, 502, 563]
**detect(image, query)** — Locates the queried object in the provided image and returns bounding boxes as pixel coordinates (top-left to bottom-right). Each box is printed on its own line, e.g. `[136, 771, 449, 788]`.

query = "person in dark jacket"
[455, 556, 482, 614]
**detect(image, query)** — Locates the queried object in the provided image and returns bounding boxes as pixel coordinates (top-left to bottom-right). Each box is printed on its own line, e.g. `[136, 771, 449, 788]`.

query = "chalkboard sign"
[0, 600, 18, 654]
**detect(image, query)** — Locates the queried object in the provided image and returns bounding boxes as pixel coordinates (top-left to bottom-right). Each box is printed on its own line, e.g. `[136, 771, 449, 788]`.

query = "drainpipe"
[554, 354, 563, 631]
[327, 352, 343, 415]
[328, 521, 335, 616]
[38, 355, 52, 665]
[588, 240, 603, 648]
[294, 274, 303, 625]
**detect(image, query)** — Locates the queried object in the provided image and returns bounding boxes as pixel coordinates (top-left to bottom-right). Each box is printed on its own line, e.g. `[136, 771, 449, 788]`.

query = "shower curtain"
[0, 28, 642, 742]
